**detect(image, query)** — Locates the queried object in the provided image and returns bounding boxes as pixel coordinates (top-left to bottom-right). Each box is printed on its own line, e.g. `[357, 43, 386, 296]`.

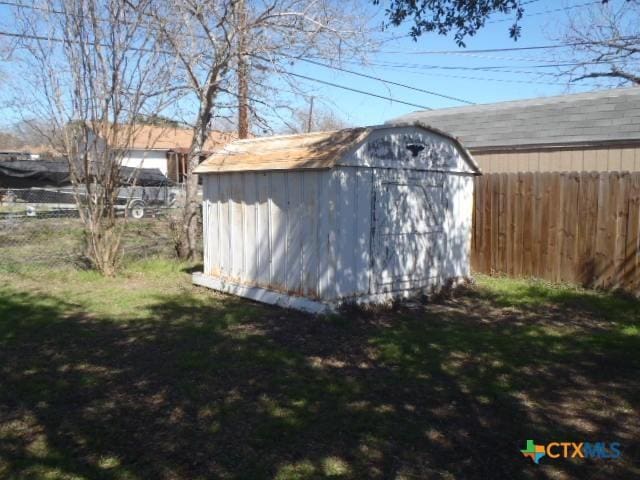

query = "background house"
[389, 87, 640, 173]
[93, 125, 236, 183]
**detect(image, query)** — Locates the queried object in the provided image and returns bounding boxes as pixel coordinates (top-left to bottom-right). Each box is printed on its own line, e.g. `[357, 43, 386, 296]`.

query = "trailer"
[0, 160, 180, 219]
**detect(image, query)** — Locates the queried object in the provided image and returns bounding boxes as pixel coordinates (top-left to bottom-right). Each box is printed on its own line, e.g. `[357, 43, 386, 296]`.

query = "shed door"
[372, 172, 445, 291]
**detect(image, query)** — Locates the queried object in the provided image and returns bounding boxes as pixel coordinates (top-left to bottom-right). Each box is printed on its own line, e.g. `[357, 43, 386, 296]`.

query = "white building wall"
[121, 149, 168, 174]
[84, 135, 169, 175]
[443, 174, 474, 280]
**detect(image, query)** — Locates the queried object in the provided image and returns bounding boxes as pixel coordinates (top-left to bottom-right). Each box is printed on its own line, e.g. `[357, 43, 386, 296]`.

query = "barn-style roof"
[195, 123, 478, 173]
[388, 87, 640, 151]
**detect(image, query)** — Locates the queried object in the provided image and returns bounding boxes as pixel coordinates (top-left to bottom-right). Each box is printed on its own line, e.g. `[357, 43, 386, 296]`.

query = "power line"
[0, 29, 594, 98]
[0, 26, 560, 91]
[377, 51, 580, 64]
[278, 71, 433, 110]
[0, 29, 162, 53]
[380, 36, 640, 55]
[343, 64, 584, 86]
[372, 0, 603, 49]
[340, 59, 562, 78]
[6, 2, 625, 104]
[374, 0, 544, 43]
[487, 0, 601, 24]
[354, 59, 640, 71]
[392, 71, 571, 86]
[1, 0, 473, 106]
[340, 59, 616, 86]
[5, 0, 637, 59]
[389, 53, 558, 64]
[4, 2, 631, 79]
[0, 29, 434, 110]
[6, 0, 628, 61]
[287, 56, 475, 104]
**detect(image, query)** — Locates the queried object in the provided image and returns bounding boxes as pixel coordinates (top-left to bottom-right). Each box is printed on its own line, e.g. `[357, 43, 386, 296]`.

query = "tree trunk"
[177, 159, 201, 260]
[176, 105, 212, 260]
[237, 0, 249, 139]
[87, 221, 121, 276]
[74, 160, 124, 276]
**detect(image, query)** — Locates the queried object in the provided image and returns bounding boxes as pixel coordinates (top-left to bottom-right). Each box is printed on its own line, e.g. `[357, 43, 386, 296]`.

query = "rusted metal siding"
[473, 146, 640, 173]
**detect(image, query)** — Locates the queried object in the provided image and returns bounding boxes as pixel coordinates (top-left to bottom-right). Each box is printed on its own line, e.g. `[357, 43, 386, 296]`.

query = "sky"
[281, 0, 629, 127]
[0, 0, 633, 132]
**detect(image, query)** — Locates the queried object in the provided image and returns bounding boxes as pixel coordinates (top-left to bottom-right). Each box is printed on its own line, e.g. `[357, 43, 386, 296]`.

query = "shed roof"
[195, 123, 478, 174]
[387, 87, 640, 151]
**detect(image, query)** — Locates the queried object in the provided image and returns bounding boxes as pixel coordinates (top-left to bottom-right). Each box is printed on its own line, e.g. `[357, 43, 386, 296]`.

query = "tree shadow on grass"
[0, 284, 639, 479]
[180, 263, 203, 275]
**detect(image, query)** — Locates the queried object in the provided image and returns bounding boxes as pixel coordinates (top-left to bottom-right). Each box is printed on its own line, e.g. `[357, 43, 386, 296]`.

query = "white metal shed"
[192, 122, 480, 313]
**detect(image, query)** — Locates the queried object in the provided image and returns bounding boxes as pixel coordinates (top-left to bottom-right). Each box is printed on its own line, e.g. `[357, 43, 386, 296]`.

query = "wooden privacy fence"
[471, 172, 640, 294]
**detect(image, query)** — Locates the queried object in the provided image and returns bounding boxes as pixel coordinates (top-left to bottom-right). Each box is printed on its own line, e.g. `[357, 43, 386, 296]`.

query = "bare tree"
[140, 0, 239, 260]
[0, 131, 24, 150]
[11, 0, 176, 275]
[147, 0, 373, 260]
[2, 120, 63, 152]
[557, 0, 640, 86]
[282, 102, 350, 134]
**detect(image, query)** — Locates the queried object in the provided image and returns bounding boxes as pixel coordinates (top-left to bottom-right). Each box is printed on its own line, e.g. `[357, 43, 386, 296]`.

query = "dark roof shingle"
[387, 88, 640, 150]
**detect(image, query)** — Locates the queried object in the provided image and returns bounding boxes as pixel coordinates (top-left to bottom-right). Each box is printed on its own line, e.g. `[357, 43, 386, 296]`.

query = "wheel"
[128, 200, 145, 219]
[26, 205, 37, 217]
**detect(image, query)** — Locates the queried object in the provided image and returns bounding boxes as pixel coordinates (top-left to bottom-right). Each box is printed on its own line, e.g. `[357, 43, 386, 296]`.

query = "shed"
[192, 122, 480, 313]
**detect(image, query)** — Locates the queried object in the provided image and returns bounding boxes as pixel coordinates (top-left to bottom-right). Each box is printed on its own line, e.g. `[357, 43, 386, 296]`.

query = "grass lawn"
[0, 260, 638, 479]
[0, 217, 176, 270]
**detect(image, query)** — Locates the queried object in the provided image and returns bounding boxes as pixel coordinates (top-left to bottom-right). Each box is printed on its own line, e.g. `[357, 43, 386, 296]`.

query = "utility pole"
[307, 96, 314, 133]
[237, 0, 249, 139]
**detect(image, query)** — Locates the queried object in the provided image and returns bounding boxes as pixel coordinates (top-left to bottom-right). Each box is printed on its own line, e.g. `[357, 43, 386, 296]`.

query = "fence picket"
[471, 172, 640, 295]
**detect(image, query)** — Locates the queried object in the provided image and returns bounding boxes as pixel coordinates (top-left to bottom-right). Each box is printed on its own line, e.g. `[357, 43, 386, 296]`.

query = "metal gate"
[371, 171, 445, 291]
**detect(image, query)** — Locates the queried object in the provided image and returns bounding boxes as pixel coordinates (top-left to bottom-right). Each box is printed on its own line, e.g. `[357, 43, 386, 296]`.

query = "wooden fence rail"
[471, 172, 640, 294]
